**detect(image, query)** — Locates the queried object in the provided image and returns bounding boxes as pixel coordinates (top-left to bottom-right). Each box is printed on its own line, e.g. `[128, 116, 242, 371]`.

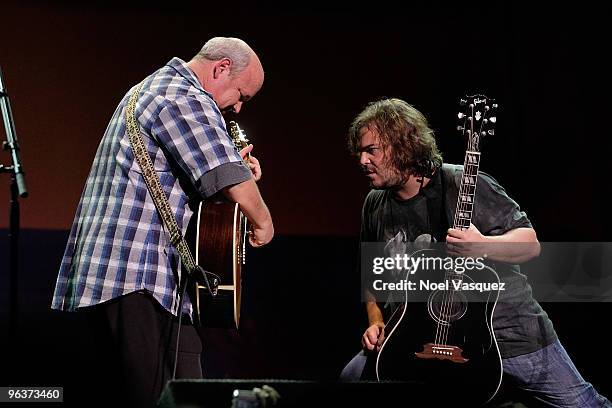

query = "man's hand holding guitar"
[236, 143, 272, 247]
[239, 144, 262, 182]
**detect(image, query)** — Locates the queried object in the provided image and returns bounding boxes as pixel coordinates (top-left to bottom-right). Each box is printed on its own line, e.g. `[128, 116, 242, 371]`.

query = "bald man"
[52, 37, 273, 407]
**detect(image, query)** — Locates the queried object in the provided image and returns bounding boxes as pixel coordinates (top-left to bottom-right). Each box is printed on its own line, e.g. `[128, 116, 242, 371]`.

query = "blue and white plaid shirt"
[52, 58, 252, 317]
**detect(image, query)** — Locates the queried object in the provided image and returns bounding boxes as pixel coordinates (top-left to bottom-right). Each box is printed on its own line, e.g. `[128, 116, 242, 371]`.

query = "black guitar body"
[376, 261, 503, 406]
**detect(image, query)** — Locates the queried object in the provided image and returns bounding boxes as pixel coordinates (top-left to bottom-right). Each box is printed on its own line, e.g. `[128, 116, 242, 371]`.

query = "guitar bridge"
[415, 343, 468, 363]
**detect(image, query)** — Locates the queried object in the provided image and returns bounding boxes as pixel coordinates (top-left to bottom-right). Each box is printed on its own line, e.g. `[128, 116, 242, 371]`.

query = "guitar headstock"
[228, 120, 250, 151]
[457, 95, 497, 152]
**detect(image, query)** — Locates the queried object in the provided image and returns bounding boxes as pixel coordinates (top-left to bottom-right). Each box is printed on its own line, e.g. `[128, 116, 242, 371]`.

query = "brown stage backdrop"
[0, 2, 608, 240]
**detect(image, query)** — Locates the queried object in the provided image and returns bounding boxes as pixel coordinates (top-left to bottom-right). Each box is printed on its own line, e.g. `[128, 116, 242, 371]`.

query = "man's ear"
[213, 58, 232, 79]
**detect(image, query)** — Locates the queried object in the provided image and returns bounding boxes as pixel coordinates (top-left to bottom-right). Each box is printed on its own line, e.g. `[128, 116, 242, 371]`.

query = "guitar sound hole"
[428, 290, 468, 324]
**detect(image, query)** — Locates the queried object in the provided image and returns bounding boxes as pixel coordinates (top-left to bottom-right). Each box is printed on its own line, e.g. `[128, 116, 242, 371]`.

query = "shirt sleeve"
[360, 195, 373, 242]
[150, 95, 251, 198]
[473, 171, 533, 236]
[361, 190, 383, 298]
[360, 190, 383, 242]
[195, 161, 252, 198]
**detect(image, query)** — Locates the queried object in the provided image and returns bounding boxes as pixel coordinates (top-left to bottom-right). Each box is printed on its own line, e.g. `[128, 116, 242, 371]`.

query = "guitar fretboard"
[453, 151, 480, 230]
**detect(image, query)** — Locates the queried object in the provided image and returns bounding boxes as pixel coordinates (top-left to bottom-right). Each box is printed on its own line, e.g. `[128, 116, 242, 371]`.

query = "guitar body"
[193, 198, 248, 329]
[375, 256, 503, 405]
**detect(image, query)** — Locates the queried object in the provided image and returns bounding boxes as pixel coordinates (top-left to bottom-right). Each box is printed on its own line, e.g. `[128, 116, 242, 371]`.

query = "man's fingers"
[362, 335, 375, 351]
[246, 155, 261, 180]
[249, 156, 260, 166]
[239, 144, 254, 159]
[249, 235, 263, 247]
[447, 228, 463, 239]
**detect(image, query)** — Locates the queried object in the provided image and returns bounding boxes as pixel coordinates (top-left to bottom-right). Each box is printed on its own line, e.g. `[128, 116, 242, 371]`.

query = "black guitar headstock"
[457, 95, 497, 152]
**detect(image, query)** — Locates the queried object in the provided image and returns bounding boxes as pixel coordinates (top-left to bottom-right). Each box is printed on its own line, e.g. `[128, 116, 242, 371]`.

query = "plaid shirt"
[52, 58, 251, 317]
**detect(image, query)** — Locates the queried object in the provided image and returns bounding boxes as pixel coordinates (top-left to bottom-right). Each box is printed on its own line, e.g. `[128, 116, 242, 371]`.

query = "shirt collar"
[389, 170, 441, 204]
[166, 57, 211, 97]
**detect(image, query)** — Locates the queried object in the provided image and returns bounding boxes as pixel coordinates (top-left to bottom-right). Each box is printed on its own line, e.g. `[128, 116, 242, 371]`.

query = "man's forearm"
[222, 179, 272, 229]
[365, 290, 384, 326]
[484, 227, 541, 263]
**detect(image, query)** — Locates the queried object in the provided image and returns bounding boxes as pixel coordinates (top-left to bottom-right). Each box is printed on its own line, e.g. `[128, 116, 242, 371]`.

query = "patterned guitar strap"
[125, 81, 218, 297]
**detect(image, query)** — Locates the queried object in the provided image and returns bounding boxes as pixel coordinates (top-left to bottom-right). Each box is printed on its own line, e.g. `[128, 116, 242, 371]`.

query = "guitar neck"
[453, 151, 481, 230]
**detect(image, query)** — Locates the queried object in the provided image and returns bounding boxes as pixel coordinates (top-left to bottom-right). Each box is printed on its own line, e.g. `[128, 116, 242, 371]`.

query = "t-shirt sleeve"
[360, 191, 384, 299]
[151, 95, 251, 198]
[473, 171, 533, 236]
[360, 190, 382, 242]
[360, 196, 372, 242]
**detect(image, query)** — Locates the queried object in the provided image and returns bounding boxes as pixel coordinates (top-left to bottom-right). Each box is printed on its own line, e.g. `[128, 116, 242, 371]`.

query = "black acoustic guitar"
[374, 95, 503, 406]
[193, 121, 249, 329]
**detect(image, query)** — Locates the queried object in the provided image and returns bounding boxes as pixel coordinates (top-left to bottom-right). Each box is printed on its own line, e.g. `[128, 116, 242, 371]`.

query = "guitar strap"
[125, 81, 218, 297]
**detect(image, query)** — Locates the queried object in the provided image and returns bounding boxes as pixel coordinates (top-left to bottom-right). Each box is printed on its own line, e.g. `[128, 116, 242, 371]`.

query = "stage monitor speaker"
[157, 379, 431, 407]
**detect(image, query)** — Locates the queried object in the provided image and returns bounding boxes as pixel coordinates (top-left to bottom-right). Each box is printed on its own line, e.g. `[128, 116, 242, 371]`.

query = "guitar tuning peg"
[487, 130, 495, 136]
[481, 131, 487, 137]
[492, 103, 498, 109]
[489, 117, 496, 123]
[457, 125, 464, 131]
[459, 99, 467, 106]
[458, 112, 465, 119]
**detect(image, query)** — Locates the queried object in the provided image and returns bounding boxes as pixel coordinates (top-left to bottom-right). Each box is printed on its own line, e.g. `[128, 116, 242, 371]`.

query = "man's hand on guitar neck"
[239, 144, 262, 181]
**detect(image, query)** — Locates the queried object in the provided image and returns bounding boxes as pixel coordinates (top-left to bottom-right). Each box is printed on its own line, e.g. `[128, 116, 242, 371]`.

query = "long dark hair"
[348, 98, 442, 179]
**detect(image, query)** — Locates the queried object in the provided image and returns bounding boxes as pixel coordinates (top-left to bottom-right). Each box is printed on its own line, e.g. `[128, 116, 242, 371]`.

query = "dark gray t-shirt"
[360, 163, 557, 358]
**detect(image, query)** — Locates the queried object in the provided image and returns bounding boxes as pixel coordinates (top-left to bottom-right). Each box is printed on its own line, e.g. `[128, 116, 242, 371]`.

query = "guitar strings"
[437, 103, 480, 346]
[443, 156, 475, 344]
[436, 108, 469, 345]
[439, 102, 490, 347]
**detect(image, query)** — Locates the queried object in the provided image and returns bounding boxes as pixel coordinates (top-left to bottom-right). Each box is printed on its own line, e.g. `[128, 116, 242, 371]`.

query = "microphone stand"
[0, 66, 28, 341]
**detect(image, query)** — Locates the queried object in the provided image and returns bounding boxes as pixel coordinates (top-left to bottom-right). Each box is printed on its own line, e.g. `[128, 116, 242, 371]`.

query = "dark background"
[1, 1, 610, 405]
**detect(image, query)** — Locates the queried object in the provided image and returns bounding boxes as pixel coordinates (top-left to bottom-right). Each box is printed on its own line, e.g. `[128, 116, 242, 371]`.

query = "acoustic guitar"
[374, 95, 503, 406]
[193, 121, 249, 329]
